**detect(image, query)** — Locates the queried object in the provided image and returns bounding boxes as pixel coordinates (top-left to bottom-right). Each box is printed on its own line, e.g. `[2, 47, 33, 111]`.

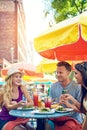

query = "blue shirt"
[50, 81, 83, 124]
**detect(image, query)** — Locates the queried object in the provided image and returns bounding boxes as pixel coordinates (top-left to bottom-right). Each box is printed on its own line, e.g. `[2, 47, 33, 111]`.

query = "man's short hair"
[57, 61, 72, 72]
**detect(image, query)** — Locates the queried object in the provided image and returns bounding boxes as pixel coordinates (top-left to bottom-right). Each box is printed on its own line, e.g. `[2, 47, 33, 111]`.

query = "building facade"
[0, 0, 33, 67]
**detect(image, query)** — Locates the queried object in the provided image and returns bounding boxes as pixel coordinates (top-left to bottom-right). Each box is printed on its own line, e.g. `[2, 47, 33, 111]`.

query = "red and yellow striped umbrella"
[1, 62, 43, 81]
[34, 12, 87, 61]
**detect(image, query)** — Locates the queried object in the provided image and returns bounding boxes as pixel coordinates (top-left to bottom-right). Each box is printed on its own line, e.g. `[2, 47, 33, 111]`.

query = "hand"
[59, 98, 72, 108]
[60, 94, 74, 102]
[11, 101, 17, 105]
[18, 100, 27, 107]
[62, 94, 76, 103]
[59, 94, 74, 107]
[59, 94, 67, 104]
[59, 94, 66, 105]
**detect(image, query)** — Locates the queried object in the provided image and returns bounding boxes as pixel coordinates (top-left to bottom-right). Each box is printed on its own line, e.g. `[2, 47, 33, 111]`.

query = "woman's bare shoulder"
[20, 85, 27, 92]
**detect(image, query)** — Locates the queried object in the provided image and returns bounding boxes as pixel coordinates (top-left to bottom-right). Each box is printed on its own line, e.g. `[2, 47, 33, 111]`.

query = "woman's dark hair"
[75, 62, 87, 113]
[57, 61, 72, 72]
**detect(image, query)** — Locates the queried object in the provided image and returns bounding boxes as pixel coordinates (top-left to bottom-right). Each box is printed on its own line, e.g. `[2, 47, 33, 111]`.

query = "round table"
[9, 109, 73, 130]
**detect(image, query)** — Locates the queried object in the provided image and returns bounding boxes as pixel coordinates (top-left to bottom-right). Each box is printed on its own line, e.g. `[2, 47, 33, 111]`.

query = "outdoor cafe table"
[9, 109, 73, 130]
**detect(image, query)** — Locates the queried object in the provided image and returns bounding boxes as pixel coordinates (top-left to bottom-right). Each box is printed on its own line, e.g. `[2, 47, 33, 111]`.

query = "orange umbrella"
[34, 12, 87, 61]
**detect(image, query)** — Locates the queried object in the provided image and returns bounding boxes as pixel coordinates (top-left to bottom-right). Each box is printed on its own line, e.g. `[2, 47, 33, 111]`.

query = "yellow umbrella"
[36, 58, 57, 73]
[23, 75, 40, 82]
[34, 11, 87, 61]
[36, 58, 82, 73]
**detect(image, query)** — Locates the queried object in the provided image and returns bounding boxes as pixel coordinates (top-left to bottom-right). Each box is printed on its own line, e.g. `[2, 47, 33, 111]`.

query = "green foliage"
[43, 0, 87, 23]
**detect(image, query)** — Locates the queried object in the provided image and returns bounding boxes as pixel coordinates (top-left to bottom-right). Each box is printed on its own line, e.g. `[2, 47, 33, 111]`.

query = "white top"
[83, 99, 87, 111]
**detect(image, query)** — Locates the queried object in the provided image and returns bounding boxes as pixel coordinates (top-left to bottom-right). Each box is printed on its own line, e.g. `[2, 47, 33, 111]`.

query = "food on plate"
[51, 103, 60, 109]
[39, 108, 50, 112]
[56, 105, 64, 111]
[56, 106, 73, 112]
[22, 106, 34, 109]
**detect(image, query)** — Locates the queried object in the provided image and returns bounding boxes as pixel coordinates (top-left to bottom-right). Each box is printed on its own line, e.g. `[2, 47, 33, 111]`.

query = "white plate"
[56, 108, 73, 113]
[17, 107, 35, 111]
[33, 109, 55, 114]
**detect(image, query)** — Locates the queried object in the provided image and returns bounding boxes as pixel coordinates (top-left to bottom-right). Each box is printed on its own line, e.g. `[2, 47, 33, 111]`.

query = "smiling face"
[74, 69, 83, 84]
[12, 72, 22, 86]
[56, 66, 70, 82]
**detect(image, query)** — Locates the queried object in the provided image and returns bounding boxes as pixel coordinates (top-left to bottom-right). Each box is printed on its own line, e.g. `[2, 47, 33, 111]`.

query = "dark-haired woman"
[62, 62, 87, 130]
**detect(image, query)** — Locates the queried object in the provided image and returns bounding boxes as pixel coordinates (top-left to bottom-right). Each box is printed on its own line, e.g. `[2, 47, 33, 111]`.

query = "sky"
[22, 0, 54, 65]
[23, 0, 51, 39]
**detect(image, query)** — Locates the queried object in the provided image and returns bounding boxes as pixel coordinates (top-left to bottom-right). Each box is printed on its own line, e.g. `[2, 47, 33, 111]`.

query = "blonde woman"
[0, 67, 33, 130]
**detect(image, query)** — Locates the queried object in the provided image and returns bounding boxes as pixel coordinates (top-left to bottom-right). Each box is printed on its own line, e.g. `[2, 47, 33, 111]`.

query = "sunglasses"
[80, 62, 87, 71]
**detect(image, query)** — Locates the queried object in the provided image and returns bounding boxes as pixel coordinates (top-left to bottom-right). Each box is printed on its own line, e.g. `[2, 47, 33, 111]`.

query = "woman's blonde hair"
[3, 76, 13, 102]
[0, 87, 4, 108]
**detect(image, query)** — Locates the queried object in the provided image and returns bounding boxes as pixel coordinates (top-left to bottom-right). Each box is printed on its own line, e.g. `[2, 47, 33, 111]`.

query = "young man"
[49, 61, 83, 130]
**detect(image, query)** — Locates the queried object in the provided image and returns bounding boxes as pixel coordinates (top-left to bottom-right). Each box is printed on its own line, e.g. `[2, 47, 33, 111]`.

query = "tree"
[43, 0, 87, 23]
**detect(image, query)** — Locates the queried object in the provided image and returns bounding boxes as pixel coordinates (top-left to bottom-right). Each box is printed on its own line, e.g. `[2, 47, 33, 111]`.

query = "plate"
[17, 107, 35, 111]
[56, 108, 73, 113]
[33, 109, 55, 114]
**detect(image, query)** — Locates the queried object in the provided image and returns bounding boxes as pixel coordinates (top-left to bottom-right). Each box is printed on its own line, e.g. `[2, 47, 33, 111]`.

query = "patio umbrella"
[34, 11, 87, 61]
[36, 58, 57, 73]
[1, 62, 43, 81]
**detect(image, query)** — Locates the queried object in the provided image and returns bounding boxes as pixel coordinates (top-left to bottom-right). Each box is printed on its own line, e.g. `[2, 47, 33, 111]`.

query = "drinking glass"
[38, 95, 42, 108]
[33, 91, 38, 108]
[45, 96, 52, 108]
[22, 95, 27, 103]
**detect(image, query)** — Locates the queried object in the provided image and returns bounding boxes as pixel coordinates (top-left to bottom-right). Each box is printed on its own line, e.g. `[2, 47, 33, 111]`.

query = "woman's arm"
[3, 98, 27, 110]
[65, 100, 80, 112]
[59, 94, 81, 112]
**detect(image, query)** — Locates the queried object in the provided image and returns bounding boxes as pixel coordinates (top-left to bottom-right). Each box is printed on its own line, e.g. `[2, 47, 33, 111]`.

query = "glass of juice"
[33, 91, 38, 108]
[45, 96, 52, 108]
[38, 96, 42, 108]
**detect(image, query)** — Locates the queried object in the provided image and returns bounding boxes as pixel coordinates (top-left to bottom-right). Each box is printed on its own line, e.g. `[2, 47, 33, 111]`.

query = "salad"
[39, 108, 50, 112]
